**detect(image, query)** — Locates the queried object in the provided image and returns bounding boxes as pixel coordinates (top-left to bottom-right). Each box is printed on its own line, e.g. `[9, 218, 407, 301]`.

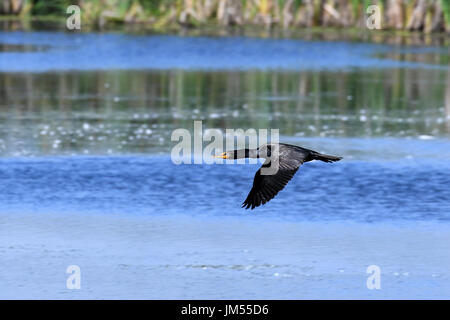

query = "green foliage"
[290, 0, 303, 12]
[140, 0, 162, 12]
[442, 0, 450, 25]
[351, 0, 360, 18]
[31, 0, 72, 16]
[117, 0, 131, 15]
[140, 0, 171, 16]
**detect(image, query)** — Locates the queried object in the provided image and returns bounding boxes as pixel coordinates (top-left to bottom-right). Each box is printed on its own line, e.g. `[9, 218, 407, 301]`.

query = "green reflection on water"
[0, 68, 449, 156]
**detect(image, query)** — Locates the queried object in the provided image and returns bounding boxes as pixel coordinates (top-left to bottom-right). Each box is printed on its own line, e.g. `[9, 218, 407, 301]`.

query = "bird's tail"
[310, 152, 343, 163]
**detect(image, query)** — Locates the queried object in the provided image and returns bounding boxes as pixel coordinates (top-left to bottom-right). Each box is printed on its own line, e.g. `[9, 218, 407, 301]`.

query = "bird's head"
[214, 151, 235, 159]
[214, 149, 252, 159]
[214, 148, 263, 159]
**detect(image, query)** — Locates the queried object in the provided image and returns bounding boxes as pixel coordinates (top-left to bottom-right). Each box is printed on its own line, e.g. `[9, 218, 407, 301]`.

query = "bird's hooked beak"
[215, 152, 229, 159]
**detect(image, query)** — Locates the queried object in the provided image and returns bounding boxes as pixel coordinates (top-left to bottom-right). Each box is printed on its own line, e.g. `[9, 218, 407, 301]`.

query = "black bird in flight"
[216, 143, 342, 209]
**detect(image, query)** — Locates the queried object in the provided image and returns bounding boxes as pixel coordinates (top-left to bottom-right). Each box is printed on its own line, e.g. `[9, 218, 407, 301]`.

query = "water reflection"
[0, 68, 449, 156]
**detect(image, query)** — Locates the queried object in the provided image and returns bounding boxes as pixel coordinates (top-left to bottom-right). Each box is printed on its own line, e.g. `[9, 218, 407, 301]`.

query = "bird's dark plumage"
[217, 143, 342, 210]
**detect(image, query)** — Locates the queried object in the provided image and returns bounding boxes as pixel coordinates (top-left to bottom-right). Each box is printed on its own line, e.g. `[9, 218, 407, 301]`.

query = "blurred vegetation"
[31, 0, 72, 16]
[0, 0, 450, 32]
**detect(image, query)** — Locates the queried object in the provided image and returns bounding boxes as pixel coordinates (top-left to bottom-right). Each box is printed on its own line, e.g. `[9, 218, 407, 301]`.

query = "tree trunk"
[386, 0, 404, 29]
[179, 0, 203, 26]
[282, 0, 295, 29]
[315, 0, 326, 26]
[407, 0, 429, 31]
[202, 0, 216, 19]
[427, 0, 445, 32]
[253, 0, 276, 28]
[296, 0, 315, 27]
[338, 0, 354, 27]
[323, 0, 341, 27]
[217, 0, 242, 26]
[11, 0, 23, 14]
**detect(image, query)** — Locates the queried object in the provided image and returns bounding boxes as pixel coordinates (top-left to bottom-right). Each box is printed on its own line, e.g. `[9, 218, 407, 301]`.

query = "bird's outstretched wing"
[242, 158, 302, 210]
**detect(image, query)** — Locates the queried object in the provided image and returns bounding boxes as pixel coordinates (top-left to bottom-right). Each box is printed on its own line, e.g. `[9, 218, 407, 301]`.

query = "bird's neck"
[233, 149, 258, 159]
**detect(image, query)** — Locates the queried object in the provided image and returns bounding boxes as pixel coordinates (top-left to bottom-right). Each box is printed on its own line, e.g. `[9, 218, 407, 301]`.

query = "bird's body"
[216, 143, 342, 209]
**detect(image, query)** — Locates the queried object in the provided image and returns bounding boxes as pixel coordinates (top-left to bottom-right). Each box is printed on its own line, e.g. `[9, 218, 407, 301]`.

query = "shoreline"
[1, 17, 450, 46]
[1, 0, 450, 34]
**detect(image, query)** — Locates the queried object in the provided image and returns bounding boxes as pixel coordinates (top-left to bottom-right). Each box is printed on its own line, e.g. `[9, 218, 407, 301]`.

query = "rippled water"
[1, 151, 449, 222]
[1, 30, 449, 299]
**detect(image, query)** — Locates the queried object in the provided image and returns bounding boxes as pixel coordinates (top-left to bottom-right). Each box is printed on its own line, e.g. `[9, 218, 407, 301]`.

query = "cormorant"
[215, 143, 342, 209]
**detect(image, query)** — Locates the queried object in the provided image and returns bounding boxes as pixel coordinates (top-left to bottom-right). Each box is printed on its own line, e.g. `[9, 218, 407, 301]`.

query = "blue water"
[2, 151, 450, 299]
[0, 152, 449, 222]
[0, 31, 445, 72]
[1, 31, 450, 299]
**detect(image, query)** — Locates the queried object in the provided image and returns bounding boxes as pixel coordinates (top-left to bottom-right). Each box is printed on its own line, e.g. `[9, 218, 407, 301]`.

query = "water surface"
[0, 30, 449, 299]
